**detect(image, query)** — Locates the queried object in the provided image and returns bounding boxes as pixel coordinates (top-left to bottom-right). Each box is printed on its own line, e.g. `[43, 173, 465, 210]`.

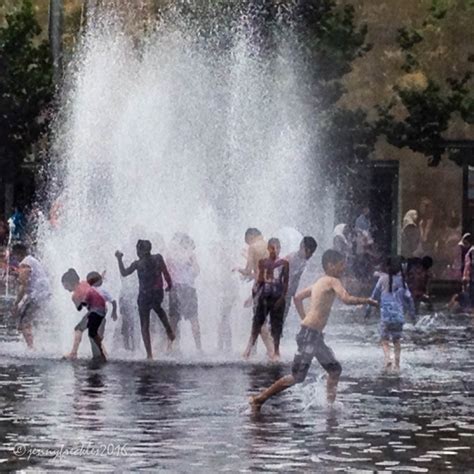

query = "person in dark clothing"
[115, 239, 175, 359]
[243, 238, 289, 361]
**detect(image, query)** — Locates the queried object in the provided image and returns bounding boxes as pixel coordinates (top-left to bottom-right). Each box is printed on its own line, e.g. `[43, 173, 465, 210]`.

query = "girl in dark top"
[115, 239, 175, 359]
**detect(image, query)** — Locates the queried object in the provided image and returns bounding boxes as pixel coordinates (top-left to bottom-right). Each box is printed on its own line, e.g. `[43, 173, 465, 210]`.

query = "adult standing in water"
[11, 244, 51, 349]
[234, 228, 273, 358]
[115, 239, 175, 359]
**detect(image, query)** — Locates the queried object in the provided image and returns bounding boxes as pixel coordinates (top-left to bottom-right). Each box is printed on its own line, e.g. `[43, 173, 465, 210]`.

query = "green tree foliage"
[377, 0, 474, 165]
[0, 0, 53, 184]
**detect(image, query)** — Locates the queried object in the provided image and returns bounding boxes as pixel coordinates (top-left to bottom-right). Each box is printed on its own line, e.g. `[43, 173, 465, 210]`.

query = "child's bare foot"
[270, 353, 280, 363]
[242, 350, 251, 360]
[249, 395, 262, 413]
[146, 354, 154, 360]
[63, 352, 77, 360]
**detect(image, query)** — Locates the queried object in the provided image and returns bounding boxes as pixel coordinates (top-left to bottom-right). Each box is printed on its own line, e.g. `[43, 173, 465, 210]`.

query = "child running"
[115, 239, 175, 359]
[368, 256, 415, 373]
[243, 238, 289, 361]
[250, 250, 377, 411]
[61, 268, 107, 361]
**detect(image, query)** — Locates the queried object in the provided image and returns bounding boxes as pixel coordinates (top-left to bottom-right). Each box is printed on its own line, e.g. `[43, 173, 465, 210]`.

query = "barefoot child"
[61, 268, 107, 361]
[86, 271, 118, 357]
[250, 249, 377, 411]
[234, 228, 274, 357]
[368, 256, 415, 373]
[115, 239, 175, 359]
[243, 238, 289, 361]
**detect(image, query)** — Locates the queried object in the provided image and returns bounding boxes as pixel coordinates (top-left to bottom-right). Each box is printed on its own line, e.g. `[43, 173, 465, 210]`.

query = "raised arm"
[115, 251, 136, 277]
[332, 278, 377, 307]
[293, 286, 312, 320]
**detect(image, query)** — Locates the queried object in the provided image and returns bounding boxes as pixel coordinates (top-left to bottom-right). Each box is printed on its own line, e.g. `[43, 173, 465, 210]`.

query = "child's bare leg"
[93, 335, 107, 361]
[190, 317, 202, 351]
[65, 330, 83, 359]
[393, 340, 401, 371]
[260, 324, 274, 358]
[326, 372, 340, 404]
[243, 331, 259, 359]
[250, 374, 296, 411]
[381, 340, 392, 369]
[139, 308, 153, 359]
[21, 325, 34, 349]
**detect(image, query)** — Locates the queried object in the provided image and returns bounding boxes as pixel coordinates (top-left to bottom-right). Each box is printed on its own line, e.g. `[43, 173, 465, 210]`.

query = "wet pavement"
[0, 307, 473, 472]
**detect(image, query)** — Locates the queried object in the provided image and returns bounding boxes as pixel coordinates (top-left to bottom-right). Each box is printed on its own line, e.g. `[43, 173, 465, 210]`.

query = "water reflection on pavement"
[0, 317, 473, 472]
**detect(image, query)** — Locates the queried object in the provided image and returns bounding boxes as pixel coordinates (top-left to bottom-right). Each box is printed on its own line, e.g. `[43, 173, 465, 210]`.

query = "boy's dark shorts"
[291, 326, 342, 383]
[169, 285, 198, 321]
[138, 289, 164, 313]
[75, 314, 106, 338]
[87, 312, 105, 339]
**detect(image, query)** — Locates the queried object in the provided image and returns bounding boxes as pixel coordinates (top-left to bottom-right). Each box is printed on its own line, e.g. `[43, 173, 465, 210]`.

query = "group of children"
[9, 228, 420, 410]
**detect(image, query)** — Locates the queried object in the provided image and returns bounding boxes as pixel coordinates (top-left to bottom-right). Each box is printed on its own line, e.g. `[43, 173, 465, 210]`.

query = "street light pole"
[49, 0, 64, 84]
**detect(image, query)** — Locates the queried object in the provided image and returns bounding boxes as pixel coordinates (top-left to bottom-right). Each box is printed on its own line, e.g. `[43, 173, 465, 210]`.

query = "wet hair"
[136, 239, 152, 254]
[268, 237, 280, 248]
[421, 256, 433, 270]
[387, 256, 406, 293]
[244, 228, 262, 240]
[302, 236, 317, 253]
[321, 249, 344, 271]
[61, 268, 80, 286]
[86, 271, 102, 286]
[12, 243, 28, 255]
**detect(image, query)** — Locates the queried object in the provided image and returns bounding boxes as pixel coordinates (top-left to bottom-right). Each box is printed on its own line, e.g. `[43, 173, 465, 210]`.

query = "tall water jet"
[39, 2, 331, 354]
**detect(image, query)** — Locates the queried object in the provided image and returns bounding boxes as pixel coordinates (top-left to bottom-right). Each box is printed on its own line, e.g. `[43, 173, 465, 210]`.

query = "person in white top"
[284, 237, 318, 321]
[11, 244, 51, 349]
[168, 233, 202, 351]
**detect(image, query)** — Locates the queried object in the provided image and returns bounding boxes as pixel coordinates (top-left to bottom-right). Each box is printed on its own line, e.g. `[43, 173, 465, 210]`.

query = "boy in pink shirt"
[61, 268, 107, 361]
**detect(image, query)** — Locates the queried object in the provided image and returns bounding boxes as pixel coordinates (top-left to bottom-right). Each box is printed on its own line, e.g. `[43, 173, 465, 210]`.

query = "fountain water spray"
[38, 4, 333, 355]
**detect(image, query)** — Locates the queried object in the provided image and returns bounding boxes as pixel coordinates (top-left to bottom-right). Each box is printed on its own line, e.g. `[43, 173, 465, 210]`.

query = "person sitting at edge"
[249, 249, 378, 412]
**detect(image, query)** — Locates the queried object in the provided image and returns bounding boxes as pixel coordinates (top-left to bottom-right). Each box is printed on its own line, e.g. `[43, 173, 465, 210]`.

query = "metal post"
[49, 0, 64, 84]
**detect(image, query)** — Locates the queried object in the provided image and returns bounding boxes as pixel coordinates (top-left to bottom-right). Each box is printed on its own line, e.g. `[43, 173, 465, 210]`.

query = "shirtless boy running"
[250, 249, 377, 411]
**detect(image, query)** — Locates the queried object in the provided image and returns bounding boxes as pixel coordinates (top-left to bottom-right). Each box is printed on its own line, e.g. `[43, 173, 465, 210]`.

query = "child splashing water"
[367, 256, 415, 373]
[250, 250, 378, 412]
